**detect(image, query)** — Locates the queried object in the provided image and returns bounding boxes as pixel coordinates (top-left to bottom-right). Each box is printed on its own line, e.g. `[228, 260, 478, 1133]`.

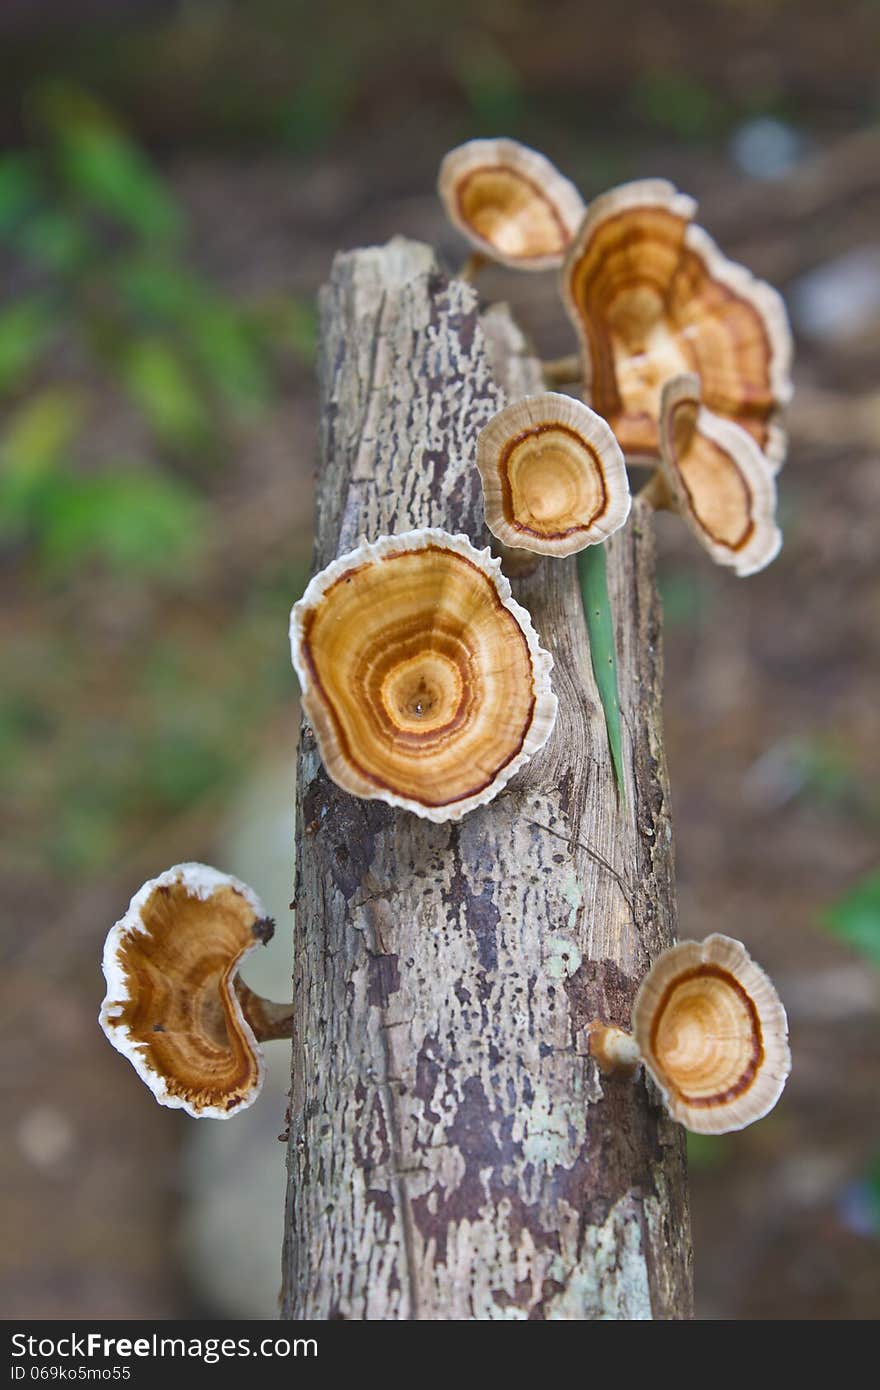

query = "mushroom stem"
[541, 353, 583, 387]
[459, 251, 488, 282]
[234, 981, 294, 1043]
[588, 1021, 642, 1076]
[637, 470, 675, 511]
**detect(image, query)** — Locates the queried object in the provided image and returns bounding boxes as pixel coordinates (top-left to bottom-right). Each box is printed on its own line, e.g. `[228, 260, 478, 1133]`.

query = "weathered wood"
[282, 237, 692, 1320]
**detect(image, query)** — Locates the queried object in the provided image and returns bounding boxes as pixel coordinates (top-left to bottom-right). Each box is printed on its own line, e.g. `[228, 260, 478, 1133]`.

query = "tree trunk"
[281, 238, 693, 1320]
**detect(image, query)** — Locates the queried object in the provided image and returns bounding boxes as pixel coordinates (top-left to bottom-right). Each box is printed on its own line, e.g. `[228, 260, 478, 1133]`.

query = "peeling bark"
[281, 237, 693, 1320]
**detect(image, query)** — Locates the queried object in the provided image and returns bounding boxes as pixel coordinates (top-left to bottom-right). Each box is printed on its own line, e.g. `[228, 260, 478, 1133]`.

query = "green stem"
[577, 543, 626, 806]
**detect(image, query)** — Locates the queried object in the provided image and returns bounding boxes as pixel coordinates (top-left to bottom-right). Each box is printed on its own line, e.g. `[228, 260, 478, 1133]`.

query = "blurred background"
[1, 0, 879, 1321]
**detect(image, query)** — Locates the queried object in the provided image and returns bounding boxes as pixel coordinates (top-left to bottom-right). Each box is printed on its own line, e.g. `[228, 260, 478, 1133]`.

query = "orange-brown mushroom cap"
[632, 934, 790, 1134]
[476, 392, 631, 556]
[561, 179, 792, 467]
[658, 373, 782, 576]
[99, 863, 271, 1118]
[289, 529, 558, 821]
[438, 138, 585, 271]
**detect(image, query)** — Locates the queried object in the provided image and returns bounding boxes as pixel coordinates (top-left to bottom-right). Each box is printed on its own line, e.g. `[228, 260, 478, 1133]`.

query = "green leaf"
[0, 296, 56, 394]
[2, 386, 85, 469]
[0, 388, 87, 533]
[36, 87, 181, 242]
[37, 468, 205, 577]
[61, 125, 181, 241]
[187, 300, 270, 411]
[118, 338, 211, 447]
[578, 543, 626, 803]
[14, 208, 93, 273]
[0, 152, 41, 236]
[823, 868, 880, 966]
[114, 256, 202, 321]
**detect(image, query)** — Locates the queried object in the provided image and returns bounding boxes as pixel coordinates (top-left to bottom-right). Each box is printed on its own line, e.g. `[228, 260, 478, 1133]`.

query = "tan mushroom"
[438, 138, 585, 272]
[99, 863, 292, 1119]
[476, 392, 631, 557]
[588, 1022, 642, 1076]
[289, 529, 557, 821]
[561, 179, 792, 468]
[649, 372, 782, 576]
[632, 934, 790, 1134]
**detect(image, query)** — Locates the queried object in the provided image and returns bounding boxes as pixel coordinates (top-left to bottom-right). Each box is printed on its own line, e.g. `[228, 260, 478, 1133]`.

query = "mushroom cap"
[632, 933, 791, 1135]
[561, 179, 793, 467]
[99, 863, 269, 1118]
[438, 138, 585, 271]
[658, 373, 782, 576]
[290, 529, 558, 822]
[476, 392, 631, 556]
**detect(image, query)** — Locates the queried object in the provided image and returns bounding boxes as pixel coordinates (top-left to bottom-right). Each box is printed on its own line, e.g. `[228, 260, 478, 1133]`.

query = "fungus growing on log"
[588, 1022, 642, 1076]
[476, 391, 631, 556]
[438, 138, 585, 271]
[290, 529, 557, 822]
[99, 863, 292, 1118]
[632, 934, 790, 1134]
[561, 179, 792, 467]
[650, 372, 782, 576]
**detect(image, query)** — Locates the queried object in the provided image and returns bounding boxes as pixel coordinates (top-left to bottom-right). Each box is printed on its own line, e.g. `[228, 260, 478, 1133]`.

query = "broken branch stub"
[282, 237, 692, 1320]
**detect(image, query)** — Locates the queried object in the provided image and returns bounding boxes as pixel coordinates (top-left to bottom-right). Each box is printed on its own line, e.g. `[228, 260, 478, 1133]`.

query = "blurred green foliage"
[631, 72, 729, 140]
[823, 869, 880, 966]
[686, 1132, 731, 1172]
[1, 88, 314, 881]
[1, 564, 300, 875]
[794, 735, 880, 822]
[658, 569, 712, 630]
[454, 36, 525, 129]
[0, 84, 314, 581]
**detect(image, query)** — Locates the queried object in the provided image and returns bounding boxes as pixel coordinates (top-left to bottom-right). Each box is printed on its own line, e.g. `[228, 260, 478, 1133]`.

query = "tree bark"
[281, 237, 693, 1320]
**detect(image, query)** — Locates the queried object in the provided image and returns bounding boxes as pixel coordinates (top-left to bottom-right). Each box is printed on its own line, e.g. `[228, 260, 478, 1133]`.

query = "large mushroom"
[290, 529, 557, 821]
[475, 392, 631, 557]
[99, 863, 292, 1118]
[561, 179, 792, 468]
[438, 138, 585, 273]
[632, 934, 790, 1134]
[648, 372, 782, 577]
[587, 934, 790, 1134]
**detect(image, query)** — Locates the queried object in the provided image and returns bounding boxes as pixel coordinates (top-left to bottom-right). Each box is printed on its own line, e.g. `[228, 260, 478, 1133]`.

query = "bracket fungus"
[588, 1022, 642, 1077]
[99, 863, 293, 1119]
[561, 179, 793, 467]
[290, 529, 558, 822]
[632, 934, 791, 1135]
[649, 373, 782, 576]
[438, 138, 585, 272]
[476, 392, 631, 557]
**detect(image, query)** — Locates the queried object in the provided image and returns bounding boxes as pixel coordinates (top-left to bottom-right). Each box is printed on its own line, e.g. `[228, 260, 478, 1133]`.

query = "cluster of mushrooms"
[100, 138, 792, 1136]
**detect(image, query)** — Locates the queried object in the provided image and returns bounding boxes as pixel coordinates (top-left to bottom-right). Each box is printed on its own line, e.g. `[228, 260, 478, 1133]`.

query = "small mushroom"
[438, 138, 585, 272]
[649, 372, 782, 577]
[588, 1022, 642, 1076]
[290, 529, 557, 822]
[632, 934, 790, 1134]
[476, 392, 631, 557]
[562, 179, 792, 467]
[99, 863, 293, 1119]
